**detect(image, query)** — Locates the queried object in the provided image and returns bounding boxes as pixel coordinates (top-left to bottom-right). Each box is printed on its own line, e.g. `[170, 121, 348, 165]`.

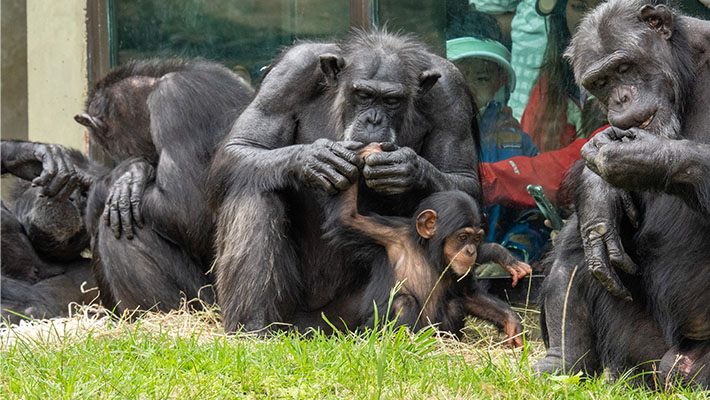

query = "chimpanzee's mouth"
[639, 113, 655, 129]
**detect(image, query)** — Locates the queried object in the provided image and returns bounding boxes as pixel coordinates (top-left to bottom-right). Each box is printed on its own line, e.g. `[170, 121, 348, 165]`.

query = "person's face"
[566, 0, 602, 35]
[455, 58, 507, 109]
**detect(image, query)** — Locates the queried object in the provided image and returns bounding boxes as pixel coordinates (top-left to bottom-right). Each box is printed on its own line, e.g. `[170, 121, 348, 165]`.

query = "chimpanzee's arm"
[208, 43, 363, 204]
[582, 127, 710, 217]
[337, 183, 406, 248]
[1, 140, 94, 199]
[574, 165, 641, 301]
[477, 242, 532, 287]
[462, 290, 523, 348]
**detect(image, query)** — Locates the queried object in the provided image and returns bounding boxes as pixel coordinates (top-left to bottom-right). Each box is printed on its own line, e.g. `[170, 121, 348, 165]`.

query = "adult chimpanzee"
[535, 0, 710, 388]
[1, 140, 102, 323]
[208, 30, 480, 333]
[326, 143, 526, 345]
[74, 59, 254, 313]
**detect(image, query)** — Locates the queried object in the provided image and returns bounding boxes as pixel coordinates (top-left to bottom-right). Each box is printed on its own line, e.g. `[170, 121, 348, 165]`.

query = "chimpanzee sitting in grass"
[328, 143, 529, 346]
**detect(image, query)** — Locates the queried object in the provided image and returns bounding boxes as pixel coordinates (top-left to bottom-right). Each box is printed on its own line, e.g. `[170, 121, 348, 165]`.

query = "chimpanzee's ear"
[319, 53, 345, 84]
[74, 113, 106, 132]
[639, 4, 674, 40]
[415, 209, 438, 239]
[418, 70, 441, 96]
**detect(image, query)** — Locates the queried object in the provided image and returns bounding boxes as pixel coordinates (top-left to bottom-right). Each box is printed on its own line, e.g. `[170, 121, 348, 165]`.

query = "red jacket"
[479, 128, 606, 208]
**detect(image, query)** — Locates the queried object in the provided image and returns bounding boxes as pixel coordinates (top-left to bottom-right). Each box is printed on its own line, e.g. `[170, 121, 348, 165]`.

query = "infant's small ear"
[415, 209, 438, 239]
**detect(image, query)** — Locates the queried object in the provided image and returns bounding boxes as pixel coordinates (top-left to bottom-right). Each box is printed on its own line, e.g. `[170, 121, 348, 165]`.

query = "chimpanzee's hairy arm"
[208, 43, 363, 205]
[1, 140, 96, 199]
[416, 58, 481, 201]
[582, 127, 710, 217]
[477, 242, 532, 287]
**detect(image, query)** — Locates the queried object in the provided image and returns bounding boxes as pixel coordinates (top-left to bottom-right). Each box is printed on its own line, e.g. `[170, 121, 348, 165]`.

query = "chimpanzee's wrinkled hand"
[362, 143, 422, 195]
[1, 141, 93, 200]
[103, 159, 155, 239]
[296, 139, 363, 194]
[577, 168, 640, 300]
[581, 127, 679, 192]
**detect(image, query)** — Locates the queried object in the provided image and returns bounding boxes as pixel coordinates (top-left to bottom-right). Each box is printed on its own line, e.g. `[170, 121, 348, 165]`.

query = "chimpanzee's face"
[443, 226, 484, 276]
[567, 1, 684, 139]
[340, 54, 413, 144]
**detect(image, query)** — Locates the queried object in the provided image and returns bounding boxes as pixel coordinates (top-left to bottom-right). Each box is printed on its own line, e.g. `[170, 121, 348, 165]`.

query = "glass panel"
[378, 0, 447, 53]
[444, 0, 614, 267]
[112, 0, 349, 84]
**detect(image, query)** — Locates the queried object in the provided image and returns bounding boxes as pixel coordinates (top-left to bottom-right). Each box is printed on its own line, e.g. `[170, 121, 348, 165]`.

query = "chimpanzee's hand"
[361, 143, 423, 195]
[500, 260, 532, 288]
[295, 139, 363, 194]
[103, 159, 155, 239]
[581, 127, 680, 192]
[1, 141, 93, 200]
[577, 168, 640, 301]
[503, 315, 524, 348]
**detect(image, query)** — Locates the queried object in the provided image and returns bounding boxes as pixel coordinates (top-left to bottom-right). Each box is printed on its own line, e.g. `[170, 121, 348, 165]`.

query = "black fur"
[536, 0, 710, 388]
[81, 59, 254, 313]
[208, 30, 480, 333]
[1, 143, 103, 323]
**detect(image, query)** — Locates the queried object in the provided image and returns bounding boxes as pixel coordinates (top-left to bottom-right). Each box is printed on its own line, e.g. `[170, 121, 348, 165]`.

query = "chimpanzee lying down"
[1, 140, 104, 323]
[536, 0, 710, 388]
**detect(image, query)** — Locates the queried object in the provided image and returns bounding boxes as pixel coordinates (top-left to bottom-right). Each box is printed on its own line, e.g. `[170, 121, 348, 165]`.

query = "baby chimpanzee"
[335, 143, 529, 346]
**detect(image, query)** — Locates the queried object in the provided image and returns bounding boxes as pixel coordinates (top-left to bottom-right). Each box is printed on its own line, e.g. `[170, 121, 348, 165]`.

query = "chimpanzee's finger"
[315, 153, 358, 189]
[77, 170, 94, 189]
[510, 272, 519, 287]
[130, 178, 145, 229]
[589, 265, 632, 301]
[619, 191, 640, 229]
[32, 148, 57, 190]
[363, 177, 408, 194]
[379, 142, 399, 152]
[604, 234, 639, 275]
[103, 193, 113, 226]
[119, 180, 134, 240]
[52, 174, 79, 202]
[303, 165, 338, 194]
[109, 200, 122, 239]
[586, 231, 632, 301]
[42, 146, 73, 197]
[362, 148, 400, 166]
[362, 163, 406, 179]
[326, 144, 363, 176]
[340, 141, 365, 152]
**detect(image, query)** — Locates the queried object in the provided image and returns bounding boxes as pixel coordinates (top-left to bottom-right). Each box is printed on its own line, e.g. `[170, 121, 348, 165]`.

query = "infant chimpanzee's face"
[455, 58, 507, 110]
[443, 226, 484, 276]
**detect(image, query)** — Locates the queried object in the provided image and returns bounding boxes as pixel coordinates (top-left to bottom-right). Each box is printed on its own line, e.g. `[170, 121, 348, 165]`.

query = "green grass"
[1, 304, 708, 399]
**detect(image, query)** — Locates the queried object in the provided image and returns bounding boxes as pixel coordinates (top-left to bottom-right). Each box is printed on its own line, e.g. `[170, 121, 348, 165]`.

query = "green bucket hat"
[446, 37, 516, 91]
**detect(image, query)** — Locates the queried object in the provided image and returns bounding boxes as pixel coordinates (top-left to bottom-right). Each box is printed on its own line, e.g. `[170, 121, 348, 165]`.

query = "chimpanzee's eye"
[355, 91, 371, 102]
[617, 63, 630, 74]
[457, 233, 468, 242]
[595, 78, 607, 90]
[383, 97, 402, 107]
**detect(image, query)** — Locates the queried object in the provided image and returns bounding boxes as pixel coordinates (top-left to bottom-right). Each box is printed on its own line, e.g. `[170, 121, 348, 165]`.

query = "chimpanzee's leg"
[87, 174, 214, 314]
[660, 340, 710, 389]
[213, 190, 303, 333]
[535, 217, 600, 376]
[93, 221, 214, 313]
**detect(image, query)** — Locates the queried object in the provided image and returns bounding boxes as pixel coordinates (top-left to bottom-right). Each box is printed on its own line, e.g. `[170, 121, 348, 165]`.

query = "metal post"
[85, 0, 113, 165]
[350, 0, 378, 31]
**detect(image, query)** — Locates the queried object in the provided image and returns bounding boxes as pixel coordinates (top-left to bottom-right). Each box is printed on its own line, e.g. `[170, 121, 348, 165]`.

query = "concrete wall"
[2, 0, 88, 197]
[26, 0, 88, 152]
